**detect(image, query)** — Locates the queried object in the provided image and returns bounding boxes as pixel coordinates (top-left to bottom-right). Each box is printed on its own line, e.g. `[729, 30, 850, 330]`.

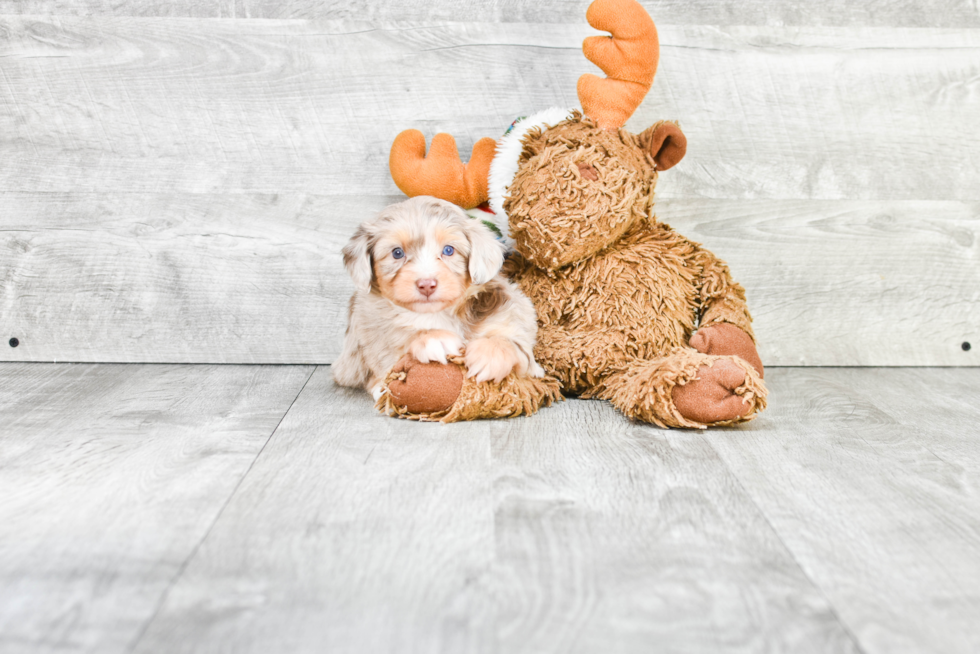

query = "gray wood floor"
[2, 363, 978, 653]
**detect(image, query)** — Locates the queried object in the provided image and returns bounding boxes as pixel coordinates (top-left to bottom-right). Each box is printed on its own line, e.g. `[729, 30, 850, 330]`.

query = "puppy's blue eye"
[442, 245, 455, 256]
[392, 248, 404, 259]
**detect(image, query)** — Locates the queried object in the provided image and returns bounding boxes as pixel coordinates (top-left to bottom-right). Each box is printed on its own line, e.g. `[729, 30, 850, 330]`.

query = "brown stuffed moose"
[378, 0, 767, 428]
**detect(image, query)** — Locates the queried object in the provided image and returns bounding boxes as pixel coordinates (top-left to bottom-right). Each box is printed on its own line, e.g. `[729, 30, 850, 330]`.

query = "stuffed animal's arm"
[691, 248, 755, 340]
[689, 247, 764, 377]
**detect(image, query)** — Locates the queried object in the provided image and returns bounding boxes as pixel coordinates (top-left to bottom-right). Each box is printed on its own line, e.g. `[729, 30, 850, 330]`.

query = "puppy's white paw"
[371, 384, 385, 401]
[410, 330, 463, 365]
[465, 337, 521, 383]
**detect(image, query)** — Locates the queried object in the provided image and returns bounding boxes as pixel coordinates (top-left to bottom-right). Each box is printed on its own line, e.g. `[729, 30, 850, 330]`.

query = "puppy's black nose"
[416, 278, 438, 297]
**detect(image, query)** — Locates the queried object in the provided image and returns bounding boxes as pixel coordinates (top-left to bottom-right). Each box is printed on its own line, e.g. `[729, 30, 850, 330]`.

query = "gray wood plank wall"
[2, 0, 979, 26]
[1, 2, 978, 365]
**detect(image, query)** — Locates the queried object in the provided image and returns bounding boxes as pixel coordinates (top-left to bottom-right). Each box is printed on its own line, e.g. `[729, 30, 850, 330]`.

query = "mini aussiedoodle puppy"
[333, 195, 544, 402]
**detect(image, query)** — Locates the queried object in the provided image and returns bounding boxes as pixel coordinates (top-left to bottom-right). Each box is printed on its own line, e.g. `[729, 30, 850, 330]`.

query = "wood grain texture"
[660, 199, 980, 367]
[1, 17, 976, 365]
[128, 367, 861, 653]
[489, 395, 859, 653]
[4, 363, 980, 652]
[0, 192, 397, 363]
[130, 366, 499, 654]
[0, 362, 313, 654]
[2, 194, 976, 365]
[1, 0, 978, 28]
[706, 367, 980, 653]
[0, 19, 978, 201]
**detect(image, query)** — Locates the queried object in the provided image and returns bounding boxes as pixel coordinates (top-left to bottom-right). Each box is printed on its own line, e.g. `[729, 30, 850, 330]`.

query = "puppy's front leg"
[464, 282, 543, 382]
[465, 337, 528, 383]
[409, 330, 463, 364]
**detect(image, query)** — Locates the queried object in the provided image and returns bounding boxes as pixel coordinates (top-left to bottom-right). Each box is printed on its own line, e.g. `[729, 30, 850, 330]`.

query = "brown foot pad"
[690, 323, 764, 378]
[671, 356, 766, 427]
[386, 355, 464, 414]
[673, 359, 752, 424]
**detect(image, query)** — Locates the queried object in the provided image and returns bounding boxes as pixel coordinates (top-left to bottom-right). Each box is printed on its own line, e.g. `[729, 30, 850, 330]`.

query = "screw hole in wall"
[964, 342, 972, 352]
[9, 338, 19, 348]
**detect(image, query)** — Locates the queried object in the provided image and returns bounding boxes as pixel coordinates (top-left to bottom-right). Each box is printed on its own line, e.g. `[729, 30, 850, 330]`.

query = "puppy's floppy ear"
[463, 218, 504, 285]
[342, 224, 374, 293]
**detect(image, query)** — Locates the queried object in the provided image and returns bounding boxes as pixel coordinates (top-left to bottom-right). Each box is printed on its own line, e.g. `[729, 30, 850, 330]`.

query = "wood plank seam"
[699, 431, 871, 654]
[121, 365, 318, 654]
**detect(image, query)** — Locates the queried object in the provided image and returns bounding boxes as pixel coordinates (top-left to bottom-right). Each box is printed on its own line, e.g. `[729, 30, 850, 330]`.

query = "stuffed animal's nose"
[416, 278, 438, 297]
[577, 162, 599, 181]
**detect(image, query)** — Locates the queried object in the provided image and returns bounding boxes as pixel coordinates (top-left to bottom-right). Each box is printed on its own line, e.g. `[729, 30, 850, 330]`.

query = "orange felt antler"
[389, 130, 497, 209]
[577, 0, 659, 130]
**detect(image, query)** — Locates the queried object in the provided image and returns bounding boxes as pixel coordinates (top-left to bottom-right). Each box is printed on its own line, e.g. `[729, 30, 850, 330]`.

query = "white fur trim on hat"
[487, 107, 575, 242]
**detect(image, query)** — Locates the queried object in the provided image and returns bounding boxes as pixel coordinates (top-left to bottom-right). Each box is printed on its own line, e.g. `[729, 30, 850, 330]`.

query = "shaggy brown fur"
[502, 113, 767, 428]
[508, 114, 656, 270]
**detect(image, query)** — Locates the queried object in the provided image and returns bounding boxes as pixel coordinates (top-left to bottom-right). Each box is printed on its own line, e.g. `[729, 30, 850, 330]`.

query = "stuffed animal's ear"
[641, 121, 687, 171]
[463, 219, 505, 285]
[342, 225, 374, 293]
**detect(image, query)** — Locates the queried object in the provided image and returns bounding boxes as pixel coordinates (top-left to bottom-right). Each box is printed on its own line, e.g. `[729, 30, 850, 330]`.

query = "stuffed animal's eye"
[392, 247, 405, 259]
[442, 245, 455, 256]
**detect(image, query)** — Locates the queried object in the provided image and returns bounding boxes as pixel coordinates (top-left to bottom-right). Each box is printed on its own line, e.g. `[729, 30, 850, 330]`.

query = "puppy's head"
[343, 196, 504, 313]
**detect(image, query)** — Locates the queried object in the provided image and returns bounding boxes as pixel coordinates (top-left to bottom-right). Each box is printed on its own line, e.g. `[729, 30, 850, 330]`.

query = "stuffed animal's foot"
[385, 355, 464, 414]
[376, 353, 562, 422]
[672, 359, 755, 424]
[595, 348, 766, 429]
[690, 322, 764, 378]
